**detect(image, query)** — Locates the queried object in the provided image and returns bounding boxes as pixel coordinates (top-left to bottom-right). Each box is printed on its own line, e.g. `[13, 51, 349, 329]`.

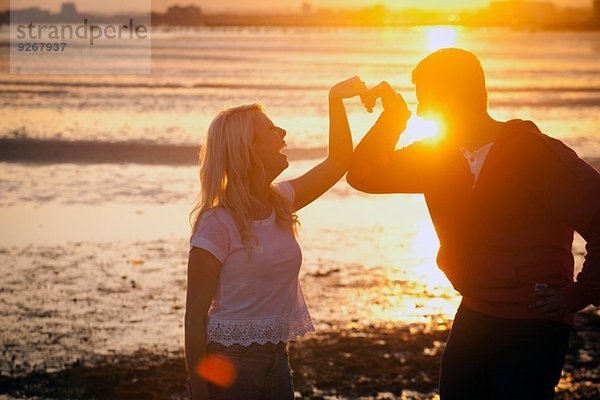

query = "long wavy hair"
[190, 104, 298, 251]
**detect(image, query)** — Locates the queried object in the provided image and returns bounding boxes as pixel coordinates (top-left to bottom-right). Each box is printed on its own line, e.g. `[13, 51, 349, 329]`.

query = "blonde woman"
[185, 76, 367, 400]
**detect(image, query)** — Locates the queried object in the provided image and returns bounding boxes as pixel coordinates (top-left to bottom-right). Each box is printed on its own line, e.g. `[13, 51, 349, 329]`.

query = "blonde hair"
[190, 103, 298, 251]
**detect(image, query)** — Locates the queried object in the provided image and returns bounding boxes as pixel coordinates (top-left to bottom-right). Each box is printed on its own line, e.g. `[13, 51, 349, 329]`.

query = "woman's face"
[251, 111, 288, 179]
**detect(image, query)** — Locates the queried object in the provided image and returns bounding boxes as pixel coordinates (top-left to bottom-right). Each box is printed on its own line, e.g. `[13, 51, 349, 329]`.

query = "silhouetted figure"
[348, 48, 600, 399]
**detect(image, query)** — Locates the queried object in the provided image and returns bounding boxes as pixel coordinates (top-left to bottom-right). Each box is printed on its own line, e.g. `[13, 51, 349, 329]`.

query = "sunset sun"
[398, 115, 443, 148]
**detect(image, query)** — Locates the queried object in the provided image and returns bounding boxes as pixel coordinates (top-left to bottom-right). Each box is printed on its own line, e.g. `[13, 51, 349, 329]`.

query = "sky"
[4, 0, 594, 14]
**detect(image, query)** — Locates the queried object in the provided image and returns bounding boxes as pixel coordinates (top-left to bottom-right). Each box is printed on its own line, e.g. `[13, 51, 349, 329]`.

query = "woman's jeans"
[191, 341, 295, 400]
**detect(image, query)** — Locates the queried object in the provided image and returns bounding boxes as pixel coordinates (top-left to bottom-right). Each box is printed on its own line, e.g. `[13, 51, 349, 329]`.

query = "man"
[347, 48, 600, 399]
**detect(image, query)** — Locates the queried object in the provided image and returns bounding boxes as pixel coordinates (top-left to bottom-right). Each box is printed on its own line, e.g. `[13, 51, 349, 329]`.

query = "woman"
[185, 76, 367, 400]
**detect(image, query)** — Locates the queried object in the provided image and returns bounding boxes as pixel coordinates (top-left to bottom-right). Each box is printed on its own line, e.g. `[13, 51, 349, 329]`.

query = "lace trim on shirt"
[207, 310, 315, 346]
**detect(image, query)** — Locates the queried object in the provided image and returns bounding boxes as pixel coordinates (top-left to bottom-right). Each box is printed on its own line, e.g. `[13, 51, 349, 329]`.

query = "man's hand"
[529, 286, 569, 318]
[329, 76, 368, 100]
[361, 81, 411, 121]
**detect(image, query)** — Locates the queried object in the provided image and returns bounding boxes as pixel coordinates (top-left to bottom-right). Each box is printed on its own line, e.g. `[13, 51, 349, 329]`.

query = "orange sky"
[5, 0, 594, 14]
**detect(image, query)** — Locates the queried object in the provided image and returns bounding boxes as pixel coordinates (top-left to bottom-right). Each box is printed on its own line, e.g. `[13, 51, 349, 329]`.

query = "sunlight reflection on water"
[426, 26, 458, 51]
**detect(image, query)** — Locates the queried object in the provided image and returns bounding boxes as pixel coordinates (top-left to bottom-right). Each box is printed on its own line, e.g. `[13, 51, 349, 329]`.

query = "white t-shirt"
[461, 142, 494, 186]
[190, 181, 314, 346]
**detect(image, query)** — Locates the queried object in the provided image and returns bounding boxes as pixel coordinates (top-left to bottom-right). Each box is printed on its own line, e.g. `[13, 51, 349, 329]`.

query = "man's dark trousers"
[439, 304, 571, 400]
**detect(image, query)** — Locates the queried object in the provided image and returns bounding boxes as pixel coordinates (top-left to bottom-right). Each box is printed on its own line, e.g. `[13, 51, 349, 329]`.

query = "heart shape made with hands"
[359, 81, 411, 117]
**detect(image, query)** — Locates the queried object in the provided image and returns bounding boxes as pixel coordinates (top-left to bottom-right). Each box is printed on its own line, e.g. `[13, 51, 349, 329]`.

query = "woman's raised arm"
[287, 76, 366, 211]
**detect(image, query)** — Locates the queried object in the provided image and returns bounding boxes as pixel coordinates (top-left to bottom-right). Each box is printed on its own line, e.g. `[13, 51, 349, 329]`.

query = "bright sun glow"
[426, 26, 457, 51]
[397, 115, 442, 148]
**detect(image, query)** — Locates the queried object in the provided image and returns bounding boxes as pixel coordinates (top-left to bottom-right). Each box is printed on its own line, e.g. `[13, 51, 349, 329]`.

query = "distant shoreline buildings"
[1, 1, 599, 30]
[2, 2, 150, 24]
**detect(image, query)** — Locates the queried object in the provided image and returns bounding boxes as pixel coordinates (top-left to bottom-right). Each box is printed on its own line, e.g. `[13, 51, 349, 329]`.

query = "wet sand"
[1, 311, 597, 400]
[1, 159, 597, 399]
[0, 185, 596, 399]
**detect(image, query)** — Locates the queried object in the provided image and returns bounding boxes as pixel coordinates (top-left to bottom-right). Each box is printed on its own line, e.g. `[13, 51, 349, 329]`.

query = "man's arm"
[528, 132, 600, 316]
[347, 81, 434, 194]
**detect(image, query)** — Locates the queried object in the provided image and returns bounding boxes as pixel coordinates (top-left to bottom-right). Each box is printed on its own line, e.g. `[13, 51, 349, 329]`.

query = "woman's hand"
[189, 378, 210, 400]
[329, 76, 368, 100]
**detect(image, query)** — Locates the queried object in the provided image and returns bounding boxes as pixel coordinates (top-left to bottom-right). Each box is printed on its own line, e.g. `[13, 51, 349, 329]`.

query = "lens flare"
[196, 354, 237, 388]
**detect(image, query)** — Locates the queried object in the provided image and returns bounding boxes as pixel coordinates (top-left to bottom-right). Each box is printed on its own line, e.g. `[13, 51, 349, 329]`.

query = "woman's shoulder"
[272, 180, 295, 203]
[197, 207, 237, 230]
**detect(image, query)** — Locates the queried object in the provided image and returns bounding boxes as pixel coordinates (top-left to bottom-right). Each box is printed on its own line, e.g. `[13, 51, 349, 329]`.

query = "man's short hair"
[412, 48, 488, 111]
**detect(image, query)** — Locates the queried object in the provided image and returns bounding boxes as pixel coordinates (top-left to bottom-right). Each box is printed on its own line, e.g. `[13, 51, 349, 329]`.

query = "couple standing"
[185, 48, 600, 400]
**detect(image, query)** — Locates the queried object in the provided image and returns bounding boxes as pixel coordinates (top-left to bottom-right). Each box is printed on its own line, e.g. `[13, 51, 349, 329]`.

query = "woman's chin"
[267, 158, 289, 178]
[278, 158, 289, 174]
[268, 163, 288, 183]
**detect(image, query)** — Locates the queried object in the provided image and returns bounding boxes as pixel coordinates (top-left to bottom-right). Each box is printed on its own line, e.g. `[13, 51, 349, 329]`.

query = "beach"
[0, 165, 598, 398]
[1, 25, 600, 398]
[1, 310, 598, 399]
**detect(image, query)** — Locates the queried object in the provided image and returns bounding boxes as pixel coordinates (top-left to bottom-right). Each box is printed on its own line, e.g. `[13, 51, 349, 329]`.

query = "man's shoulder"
[502, 119, 595, 179]
[503, 119, 546, 144]
[502, 119, 577, 158]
